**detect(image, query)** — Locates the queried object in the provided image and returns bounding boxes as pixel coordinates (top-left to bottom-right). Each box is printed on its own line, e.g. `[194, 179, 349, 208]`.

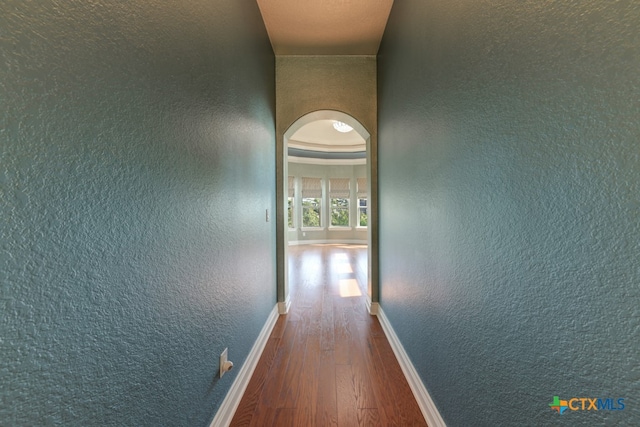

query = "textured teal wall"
[378, 1, 640, 426]
[1, 1, 275, 425]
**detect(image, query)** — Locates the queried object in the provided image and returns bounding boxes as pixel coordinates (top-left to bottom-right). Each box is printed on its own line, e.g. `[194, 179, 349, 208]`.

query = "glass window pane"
[331, 198, 349, 226]
[302, 198, 321, 227]
[288, 197, 294, 228]
[358, 198, 368, 227]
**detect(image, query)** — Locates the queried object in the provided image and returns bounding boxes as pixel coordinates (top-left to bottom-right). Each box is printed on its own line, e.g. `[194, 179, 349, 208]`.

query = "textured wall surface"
[378, 1, 640, 426]
[0, 1, 275, 426]
[275, 56, 377, 136]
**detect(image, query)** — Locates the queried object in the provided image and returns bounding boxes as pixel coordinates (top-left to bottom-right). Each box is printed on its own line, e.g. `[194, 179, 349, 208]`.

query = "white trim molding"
[277, 295, 291, 314]
[288, 156, 367, 166]
[366, 297, 379, 315]
[209, 304, 280, 427]
[376, 306, 447, 427]
[288, 239, 368, 246]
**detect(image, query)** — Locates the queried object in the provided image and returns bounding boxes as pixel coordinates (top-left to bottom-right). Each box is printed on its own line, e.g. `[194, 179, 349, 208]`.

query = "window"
[302, 198, 321, 227]
[288, 198, 294, 228]
[302, 177, 322, 228]
[329, 178, 350, 227]
[357, 178, 367, 227]
[287, 176, 295, 229]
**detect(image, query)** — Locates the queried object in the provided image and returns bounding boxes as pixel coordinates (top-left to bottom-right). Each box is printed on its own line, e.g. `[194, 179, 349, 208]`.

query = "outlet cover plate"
[220, 348, 228, 378]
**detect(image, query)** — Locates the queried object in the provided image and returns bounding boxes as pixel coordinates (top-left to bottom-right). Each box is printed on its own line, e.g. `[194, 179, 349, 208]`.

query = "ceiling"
[288, 120, 367, 164]
[289, 120, 365, 152]
[256, 0, 394, 56]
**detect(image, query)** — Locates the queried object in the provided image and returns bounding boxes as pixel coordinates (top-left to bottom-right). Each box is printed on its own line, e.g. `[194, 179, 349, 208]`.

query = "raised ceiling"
[289, 120, 365, 152]
[288, 120, 367, 164]
[256, 0, 394, 55]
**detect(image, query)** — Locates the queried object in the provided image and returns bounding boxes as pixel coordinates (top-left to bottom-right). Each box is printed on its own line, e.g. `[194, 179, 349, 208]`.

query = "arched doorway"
[277, 110, 378, 315]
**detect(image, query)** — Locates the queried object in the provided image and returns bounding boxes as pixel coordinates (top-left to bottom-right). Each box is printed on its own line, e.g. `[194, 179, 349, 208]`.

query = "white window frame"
[287, 176, 296, 230]
[356, 177, 368, 228]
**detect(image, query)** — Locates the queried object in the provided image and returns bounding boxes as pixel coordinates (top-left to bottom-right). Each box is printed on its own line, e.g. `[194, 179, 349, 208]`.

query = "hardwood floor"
[229, 244, 427, 427]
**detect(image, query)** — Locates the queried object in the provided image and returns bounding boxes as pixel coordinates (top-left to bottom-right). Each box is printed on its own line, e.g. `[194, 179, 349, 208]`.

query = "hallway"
[229, 245, 427, 426]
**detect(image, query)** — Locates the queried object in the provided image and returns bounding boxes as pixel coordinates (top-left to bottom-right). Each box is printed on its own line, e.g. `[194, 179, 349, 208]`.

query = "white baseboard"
[376, 306, 447, 427]
[366, 297, 379, 315]
[288, 239, 368, 246]
[209, 304, 280, 427]
[277, 295, 291, 314]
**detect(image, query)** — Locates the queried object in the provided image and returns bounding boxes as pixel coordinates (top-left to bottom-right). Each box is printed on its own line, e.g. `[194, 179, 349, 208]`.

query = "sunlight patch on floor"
[339, 279, 362, 297]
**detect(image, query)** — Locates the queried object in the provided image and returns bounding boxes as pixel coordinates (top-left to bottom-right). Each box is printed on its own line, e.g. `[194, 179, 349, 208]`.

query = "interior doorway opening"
[278, 110, 374, 315]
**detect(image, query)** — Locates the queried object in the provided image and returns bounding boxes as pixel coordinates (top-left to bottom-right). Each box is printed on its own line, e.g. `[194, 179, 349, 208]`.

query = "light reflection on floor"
[288, 244, 368, 299]
[339, 278, 362, 297]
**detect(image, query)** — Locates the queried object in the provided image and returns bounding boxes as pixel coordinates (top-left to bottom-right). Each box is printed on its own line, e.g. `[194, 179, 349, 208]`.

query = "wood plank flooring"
[230, 244, 427, 427]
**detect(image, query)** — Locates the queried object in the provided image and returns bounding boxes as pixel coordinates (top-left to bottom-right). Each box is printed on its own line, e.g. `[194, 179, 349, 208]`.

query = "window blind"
[357, 178, 367, 198]
[301, 177, 322, 198]
[288, 176, 294, 198]
[329, 178, 350, 198]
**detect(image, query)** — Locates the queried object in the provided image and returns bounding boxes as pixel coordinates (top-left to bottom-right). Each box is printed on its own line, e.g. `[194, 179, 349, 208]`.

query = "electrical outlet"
[219, 348, 233, 378]
[266, 209, 270, 222]
[220, 348, 228, 378]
